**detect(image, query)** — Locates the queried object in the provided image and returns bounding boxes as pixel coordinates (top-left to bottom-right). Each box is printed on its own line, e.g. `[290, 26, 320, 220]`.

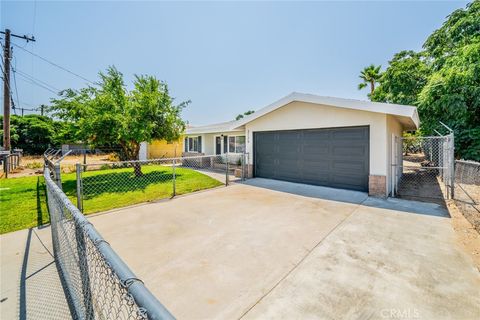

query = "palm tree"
[358, 64, 382, 95]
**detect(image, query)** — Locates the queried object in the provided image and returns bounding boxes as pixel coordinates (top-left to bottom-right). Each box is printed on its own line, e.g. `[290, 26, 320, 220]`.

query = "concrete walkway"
[0, 226, 70, 320]
[89, 178, 480, 320]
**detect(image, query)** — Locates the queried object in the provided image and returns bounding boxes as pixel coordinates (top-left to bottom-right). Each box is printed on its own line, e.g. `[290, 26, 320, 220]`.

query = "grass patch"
[0, 175, 50, 234]
[0, 165, 223, 234]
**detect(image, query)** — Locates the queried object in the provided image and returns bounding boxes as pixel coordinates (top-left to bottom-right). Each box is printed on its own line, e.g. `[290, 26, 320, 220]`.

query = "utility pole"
[40, 104, 45, 116]
[1, 29, 35, 150]
[2, 29, 11, 150]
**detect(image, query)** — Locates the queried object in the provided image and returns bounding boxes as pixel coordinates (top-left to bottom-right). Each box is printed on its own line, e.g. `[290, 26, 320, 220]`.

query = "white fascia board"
[231, 92, 419, 130]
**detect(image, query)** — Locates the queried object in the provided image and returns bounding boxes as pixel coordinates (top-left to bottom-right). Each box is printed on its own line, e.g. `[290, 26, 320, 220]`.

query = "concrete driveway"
[90, 178, 480, 320]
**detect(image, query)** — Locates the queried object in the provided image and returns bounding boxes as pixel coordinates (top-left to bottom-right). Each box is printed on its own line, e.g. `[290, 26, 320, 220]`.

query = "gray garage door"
[254, 126, 369, 191]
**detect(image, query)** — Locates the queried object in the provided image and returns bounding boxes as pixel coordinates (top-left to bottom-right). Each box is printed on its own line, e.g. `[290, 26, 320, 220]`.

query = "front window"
[186, 136, 201, 152]
[236, 136, 245, 153]
[228, 136, 246, 153]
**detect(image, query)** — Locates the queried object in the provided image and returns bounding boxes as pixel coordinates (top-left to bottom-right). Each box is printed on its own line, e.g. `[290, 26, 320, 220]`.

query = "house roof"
[186, 120, 244, 134]
[186, 92, 419, 134]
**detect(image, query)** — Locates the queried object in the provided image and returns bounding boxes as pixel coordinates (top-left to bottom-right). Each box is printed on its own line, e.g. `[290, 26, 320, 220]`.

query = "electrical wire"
[12, 60, 21, 109]
[11, 42, 95, 84]
[15, 72, 59, 95]
[14, 67, 60, 92]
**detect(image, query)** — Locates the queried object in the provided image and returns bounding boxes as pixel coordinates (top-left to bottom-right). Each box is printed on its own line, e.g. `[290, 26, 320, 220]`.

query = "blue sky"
[1, 1, 468, 125]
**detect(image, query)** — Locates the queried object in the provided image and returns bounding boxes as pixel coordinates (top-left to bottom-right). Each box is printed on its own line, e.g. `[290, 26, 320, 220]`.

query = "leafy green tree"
[0, 115, 70, 154]
[367, 1, 479, 160]
[358, 64, 382, 96]
[50, 66, 189, 175]
[235, 110, 255, 121]
[423, 1, 480, 70]
[370, 51, 431, 106]
[418, 41, 480, 160]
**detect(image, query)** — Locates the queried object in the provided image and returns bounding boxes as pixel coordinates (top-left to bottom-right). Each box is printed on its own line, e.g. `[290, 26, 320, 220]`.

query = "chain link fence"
[454, 160, 480, 232]
[44, 148, 64, 187]
[76, 154, 248, 214]
[392, 134, 454, 201]
[44, 164, 175, 320]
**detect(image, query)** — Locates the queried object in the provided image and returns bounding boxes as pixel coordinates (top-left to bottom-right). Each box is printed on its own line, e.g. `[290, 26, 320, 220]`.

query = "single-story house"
[184, 92, 419, 197]
[143, 138, 183, 159]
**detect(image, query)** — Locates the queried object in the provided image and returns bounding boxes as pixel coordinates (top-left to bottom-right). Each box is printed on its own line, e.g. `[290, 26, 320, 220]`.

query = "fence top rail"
[399, 135, 453, 140]
[44, 149, 61, 163]
[54, 150, 72, 163]
[43, 167, 174, 320]
[392, 165, 448, 169]
[456, 159, 480, 166]
[82, 153, 247, 167]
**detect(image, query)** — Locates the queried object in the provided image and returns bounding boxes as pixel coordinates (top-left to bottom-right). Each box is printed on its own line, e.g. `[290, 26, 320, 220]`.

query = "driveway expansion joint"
[237, 199, 366, 320]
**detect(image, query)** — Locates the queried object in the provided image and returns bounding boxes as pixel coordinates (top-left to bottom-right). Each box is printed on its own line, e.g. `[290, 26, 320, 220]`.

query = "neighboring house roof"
[186, 92, 419, 134]
[186, 120, 244, 134]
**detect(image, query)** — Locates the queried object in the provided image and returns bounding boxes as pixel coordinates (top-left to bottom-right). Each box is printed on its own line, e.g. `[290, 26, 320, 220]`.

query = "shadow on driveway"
[243, 178, 368, 205]
[243, 178, 449, 218]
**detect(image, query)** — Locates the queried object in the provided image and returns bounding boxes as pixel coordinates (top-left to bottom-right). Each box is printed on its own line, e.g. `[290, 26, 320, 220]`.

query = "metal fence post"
[450, 133, 455, 199]
[75, 222, 94, 318]
[172, 158, 176, 197]
[76, 163, 84, 212]
[225, 154, 229, 186]
[4, 156, 9, 178]
[241, 152, 246, 181]
[54, 162, 62, 189]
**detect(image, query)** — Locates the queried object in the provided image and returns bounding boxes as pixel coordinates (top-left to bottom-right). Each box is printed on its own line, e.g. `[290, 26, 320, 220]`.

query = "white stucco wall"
[185, 132, 244, 155]
[244, 101, 389, 177]
[386, 115, 404, 196]
[139, 142, 148, 160]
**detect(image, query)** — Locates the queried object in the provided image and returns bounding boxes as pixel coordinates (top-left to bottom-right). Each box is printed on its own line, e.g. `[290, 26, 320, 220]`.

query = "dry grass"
[5, 154, 118, 178]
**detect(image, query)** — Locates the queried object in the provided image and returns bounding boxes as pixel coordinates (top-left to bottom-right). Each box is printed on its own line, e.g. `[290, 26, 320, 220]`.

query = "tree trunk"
[121, 141, 143, 177]
[370, 81, 375, 95]
[132, 162, 143, 177]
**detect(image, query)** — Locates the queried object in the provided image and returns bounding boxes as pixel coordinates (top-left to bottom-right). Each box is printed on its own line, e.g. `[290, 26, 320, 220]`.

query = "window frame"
[186, 136, 201, 153]
[227, 135, 246, 154]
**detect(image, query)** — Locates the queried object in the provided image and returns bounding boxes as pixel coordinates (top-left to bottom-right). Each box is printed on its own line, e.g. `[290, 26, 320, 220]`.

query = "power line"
[15, 72, 59, 95]
[14, 67, 60, 92]
[2, 29, 35, 149]
[11, 42, 95, 84]
[12, 62, 21, 109]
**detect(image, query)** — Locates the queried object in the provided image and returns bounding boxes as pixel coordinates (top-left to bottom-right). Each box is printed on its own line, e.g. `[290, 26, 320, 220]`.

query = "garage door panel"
[333, 160, 366, 172]
[277, 172, 302, 181]
[254, 127, 369, 191]
[333, 172, 368, 182]
[332, 127, 368, 140]
[302, 171, 331, 183]
[332, 146, 367, 157]
[303, 161, 330, 171]
[277, 158, 300, 168]
[275, 150, 299, 161]
[303, 146, 330, 155]
[303, 130, 332, 142]
[302, 177, 331, 186]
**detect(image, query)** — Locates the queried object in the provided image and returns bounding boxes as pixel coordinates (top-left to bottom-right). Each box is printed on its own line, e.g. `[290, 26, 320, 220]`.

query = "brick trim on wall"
[369, 175, 387, 197]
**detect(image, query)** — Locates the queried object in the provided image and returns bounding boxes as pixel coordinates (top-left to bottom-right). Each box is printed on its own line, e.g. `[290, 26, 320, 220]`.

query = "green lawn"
[0, 175, 50, 234]
[0, 165, 223, 234]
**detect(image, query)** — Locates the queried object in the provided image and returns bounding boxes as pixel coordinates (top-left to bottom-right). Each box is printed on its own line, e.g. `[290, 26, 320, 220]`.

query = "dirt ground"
[447, 199, 480, 271]
[2, 154, 116, 178]
[397, 153, 447, 205]
[454, 183, 480, 232]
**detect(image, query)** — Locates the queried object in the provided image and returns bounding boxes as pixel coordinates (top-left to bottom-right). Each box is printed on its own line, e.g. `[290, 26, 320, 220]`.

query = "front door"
[215, 136, 222, 155]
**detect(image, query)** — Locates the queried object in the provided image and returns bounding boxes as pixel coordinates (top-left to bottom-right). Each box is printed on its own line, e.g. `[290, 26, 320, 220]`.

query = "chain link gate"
[392, 133, 454, 202]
